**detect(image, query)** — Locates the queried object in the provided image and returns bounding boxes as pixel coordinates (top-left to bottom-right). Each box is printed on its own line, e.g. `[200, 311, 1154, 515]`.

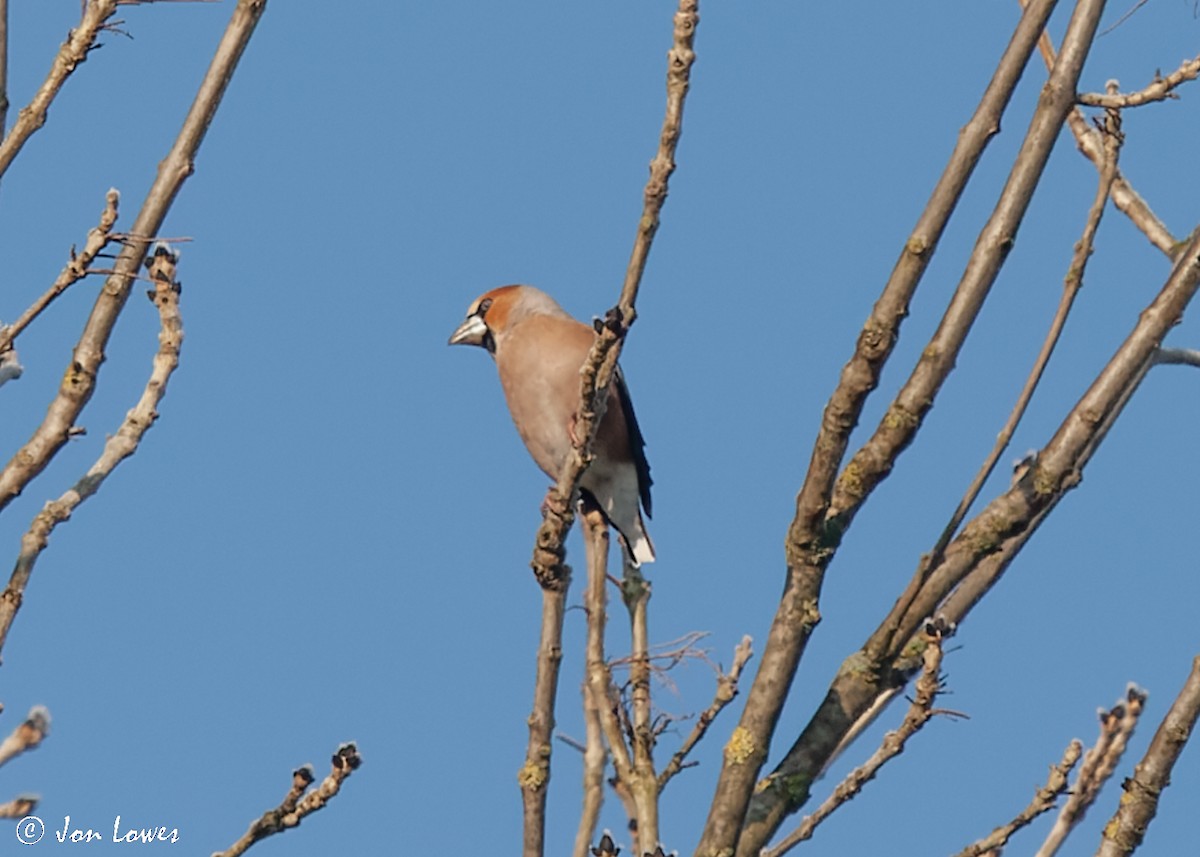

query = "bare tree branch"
[572, 671, 607, 857]
[1154, 346, 1200, 367]
[521, 579, 570, 857]
[1095, 657, 1200, 857]
[0, 795, 37, 820]
[1019, 0, 1178, 254]
[0, 706, 50, 769]
[1078, 54, 1200, 107]
[0, 189, 120, 356]
[952, 740, 1083, 857]
[764, 621, 957, 857]
[657, 636, 752, 790]
[582, 503, 637, 849]
[530, 0, 698, 587]
[739, 213, 1200, 856]
[211, 743, 361, 857]
[826, 0, 1108, 537]
[0, 0, 122, 180]
[927, 99, 1122, 576]
[1036, 688, 1147, 857]
[0, 0, 8, 136]
[694, 6, 1065, 850]
[622, 563, 658, 848]
[0, 245, 184, 655]
[0, 0, 266, 518]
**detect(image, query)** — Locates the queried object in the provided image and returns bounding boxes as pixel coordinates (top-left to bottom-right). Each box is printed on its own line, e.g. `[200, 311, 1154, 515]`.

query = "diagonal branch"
[0, 246, 183, 655]
[740, 218, 1200, 857]
[1018, 0, 1177, 254]
[0, 706, 50, 769]
[657, 636, 752, 790]
[764, 621, 956, 857]
[0, 0, 121, 180]
[932, 101, 1122, 565]
[825, 0, 1108, 532]
[1078, 54, 1200, 107]
[1095, 657, 1200, 857]
[693, 3, 1068, 852]
[952, 740, 1082, 857]
[0, 189, 120, 356]
[0, 0, 266, 517]
[211, 743, 361, 857]
[1035, 688, 1147, 857]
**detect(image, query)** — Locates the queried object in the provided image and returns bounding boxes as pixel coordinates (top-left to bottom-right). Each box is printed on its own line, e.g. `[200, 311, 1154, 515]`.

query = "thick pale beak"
[448, 314, 488, 347]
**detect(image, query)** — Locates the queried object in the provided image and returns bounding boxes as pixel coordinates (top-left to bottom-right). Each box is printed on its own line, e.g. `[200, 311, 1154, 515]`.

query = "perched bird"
[449, 285, 654, 565]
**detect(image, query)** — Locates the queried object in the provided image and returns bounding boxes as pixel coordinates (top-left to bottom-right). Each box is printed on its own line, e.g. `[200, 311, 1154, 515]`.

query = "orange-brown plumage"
[450, 285, 654, 564]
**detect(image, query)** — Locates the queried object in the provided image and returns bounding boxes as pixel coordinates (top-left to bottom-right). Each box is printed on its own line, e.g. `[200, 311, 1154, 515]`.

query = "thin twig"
[530, 0, 698, 587]
[0, 189, 120, 355]
[1098, 0, 1151, 35]
[929, 98, 1122, 569]
[0, 706, 50, 769]
[0, 0, 266, 517]
[0, 0, 121, 180]
[1078, 55, 1200, 107]
[621, 561, 658, 849]
[657, 636, 751, 789]
[764, 621, 956, 857]
[1095, 657, 1200, 857]
[0, 796, 38, 820]
[1154, 346, 1200, 366]
[1035, 687, 1147, 857]
[0, 246, 184, 655]
[1019, 0, 1178, 254]
[211, 743, 361, 857]
[951, 740, 1083, 857]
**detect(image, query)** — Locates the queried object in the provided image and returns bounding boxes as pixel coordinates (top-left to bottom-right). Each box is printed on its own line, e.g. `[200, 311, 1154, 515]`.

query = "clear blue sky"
[0, 2, 1197, 855]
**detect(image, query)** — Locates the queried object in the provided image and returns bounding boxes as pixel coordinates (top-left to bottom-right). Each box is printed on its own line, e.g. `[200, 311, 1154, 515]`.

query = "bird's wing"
[614, 366, 652, 518]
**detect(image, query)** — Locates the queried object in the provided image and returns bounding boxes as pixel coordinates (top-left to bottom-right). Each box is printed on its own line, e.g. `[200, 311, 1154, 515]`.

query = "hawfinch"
[449, 285, 655, 565]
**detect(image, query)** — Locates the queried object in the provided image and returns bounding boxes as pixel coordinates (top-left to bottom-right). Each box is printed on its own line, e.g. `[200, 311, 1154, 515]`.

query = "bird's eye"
[477, 298, 494, 316]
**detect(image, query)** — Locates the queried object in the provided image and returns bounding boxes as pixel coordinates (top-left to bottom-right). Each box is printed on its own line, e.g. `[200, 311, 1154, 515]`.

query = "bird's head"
[448, 284, 566, 354]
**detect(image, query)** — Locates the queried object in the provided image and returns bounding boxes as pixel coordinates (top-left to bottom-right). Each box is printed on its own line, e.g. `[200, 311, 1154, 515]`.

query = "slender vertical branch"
[0, 0, 267, 516]
[1095, 657, 1200, 857]
[571, 677, 606, 857]
[520, 582, 568, 857]
[530, 0, 698, 585]
[623, 564, 657, 849]
[0, 0, 9, 136]
[582, 504, 638, 849]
